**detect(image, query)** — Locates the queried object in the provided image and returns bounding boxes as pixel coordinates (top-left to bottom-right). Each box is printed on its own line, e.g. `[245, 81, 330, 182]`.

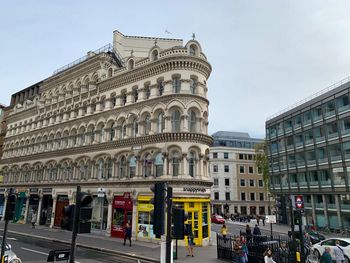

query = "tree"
[255, 140, 270, 191]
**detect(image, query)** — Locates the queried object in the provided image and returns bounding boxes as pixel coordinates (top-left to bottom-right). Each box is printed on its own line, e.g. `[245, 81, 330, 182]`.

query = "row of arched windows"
[2, 150, 204, 183]
[4, 107, 205, 158]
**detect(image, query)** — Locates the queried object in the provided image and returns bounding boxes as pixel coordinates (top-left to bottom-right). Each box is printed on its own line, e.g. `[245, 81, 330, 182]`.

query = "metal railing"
[267, 76, 350, 121]
[52, 43, 123, 75]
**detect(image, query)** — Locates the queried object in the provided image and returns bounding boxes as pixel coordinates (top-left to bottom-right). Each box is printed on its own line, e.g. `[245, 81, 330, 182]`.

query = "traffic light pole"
[289, 197, 297, 262]
[166, 187, 173, 263]
[0, 218, 9, 263]
[70, 185, 81, 263]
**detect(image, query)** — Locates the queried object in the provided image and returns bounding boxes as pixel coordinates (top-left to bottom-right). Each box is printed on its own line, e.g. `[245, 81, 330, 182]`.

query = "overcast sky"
[1, 0, 350, 138]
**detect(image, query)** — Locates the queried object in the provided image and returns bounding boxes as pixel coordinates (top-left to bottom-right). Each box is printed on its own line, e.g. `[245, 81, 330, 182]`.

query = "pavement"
[0, 222, 222, 263]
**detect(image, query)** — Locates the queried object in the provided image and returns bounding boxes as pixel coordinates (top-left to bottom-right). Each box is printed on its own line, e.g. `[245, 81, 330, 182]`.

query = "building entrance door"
[185, 202, 201, 246]
[54, 195, 69, 227]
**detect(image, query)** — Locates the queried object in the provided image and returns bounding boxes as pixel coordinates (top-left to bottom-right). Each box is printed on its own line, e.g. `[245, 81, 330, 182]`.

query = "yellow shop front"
[136, 195, 211, 246]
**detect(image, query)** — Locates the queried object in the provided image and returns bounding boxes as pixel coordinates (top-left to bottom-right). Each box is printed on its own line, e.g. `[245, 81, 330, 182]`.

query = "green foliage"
[255, 140, 270, 191]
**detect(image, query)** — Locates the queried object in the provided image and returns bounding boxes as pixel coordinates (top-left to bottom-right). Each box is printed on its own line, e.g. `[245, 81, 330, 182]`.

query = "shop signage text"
[30, 188, 38, 193]
[182, 187, 207, 193]
[42, 188, 52, 193]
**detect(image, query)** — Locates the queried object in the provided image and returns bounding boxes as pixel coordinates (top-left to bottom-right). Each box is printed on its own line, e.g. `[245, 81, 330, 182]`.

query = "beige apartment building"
[0, 30, 213, 246]
[210, 131, 270, 217]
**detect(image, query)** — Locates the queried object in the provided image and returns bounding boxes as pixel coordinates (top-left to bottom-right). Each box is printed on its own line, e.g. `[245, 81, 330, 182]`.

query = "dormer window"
[133, 89, 138, 103]
[152, 50, 158, 61]
[189, 44, 197, 56]
[128, 59, 134, 70]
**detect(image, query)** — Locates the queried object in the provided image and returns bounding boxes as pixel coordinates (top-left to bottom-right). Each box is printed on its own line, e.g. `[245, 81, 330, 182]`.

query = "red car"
[211, 214, 225, 224]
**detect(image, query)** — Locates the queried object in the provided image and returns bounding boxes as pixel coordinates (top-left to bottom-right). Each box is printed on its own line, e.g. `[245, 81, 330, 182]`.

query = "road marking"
[21, 247, 48, 255]
[0, 236, 17, 241]
[20, 248, 81, 263]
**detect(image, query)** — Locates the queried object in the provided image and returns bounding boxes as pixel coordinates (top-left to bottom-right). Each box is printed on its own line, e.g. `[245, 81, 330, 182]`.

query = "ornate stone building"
[0, 30, 212, 246]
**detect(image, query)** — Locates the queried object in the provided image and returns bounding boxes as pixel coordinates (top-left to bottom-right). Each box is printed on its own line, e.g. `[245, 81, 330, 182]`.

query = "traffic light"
[78, 192, 93, 234]
[61, 204, 75, 231]
[173, 208, 185, 239]
[293, 210, 302, 226]
[151, 182, 166, 237]
[5, 192, 17, 221]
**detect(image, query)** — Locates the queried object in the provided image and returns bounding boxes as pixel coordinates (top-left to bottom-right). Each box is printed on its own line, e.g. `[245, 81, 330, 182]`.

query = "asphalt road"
[1, 233, 140, 263]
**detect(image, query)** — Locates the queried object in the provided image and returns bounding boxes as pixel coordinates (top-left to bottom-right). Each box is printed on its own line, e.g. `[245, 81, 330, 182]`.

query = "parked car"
[311, 238, 350, 262]
[211, 214, 225, 224]
[288, 230, 326, 244]
[0, 243, 22, 263]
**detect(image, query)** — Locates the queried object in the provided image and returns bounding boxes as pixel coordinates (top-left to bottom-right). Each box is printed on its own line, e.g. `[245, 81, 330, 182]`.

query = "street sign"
[97, 188, 105, 198]
[265, 215, 276, 224]
[295, 195, 304, 210]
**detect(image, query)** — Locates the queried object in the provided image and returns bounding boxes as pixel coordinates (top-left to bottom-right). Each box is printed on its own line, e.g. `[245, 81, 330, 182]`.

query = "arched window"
[128, 59, 134, 70]
[120, 121, 126, 139]
[111, 97, 117, 107]
[152, 50, 158, 61]
[189, 44, 197, 56]
[132, 119, 138, 137]
[90, 127, 95, 143]
[172, 77, 181, 93]
[122, 93, 127, 106]
[190, 78, 197, 94]
[145, 115, 151, 135]
[172, 152, 180, 176]
[98, 125, 105, 142]
[189, 152, 195, 177]
[143, 154, 152, 177]
[188, 110, 197, 133]
[98, 159, 105, 179]
[171, 110, 181, 132]
[129, 156, 136, 178]
[79, 162, 89, 180]
[157, 113, 165, 133]
[108, 68, 113, 77]
[120, 156, 126, 178]
[155, 153, 163, 177]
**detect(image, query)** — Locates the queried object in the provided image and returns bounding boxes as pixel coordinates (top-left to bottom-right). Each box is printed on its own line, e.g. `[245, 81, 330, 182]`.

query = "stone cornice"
[100, 55, 211, 94]
[0, 132, 213, 165]
[2, 178, 213, 188]
[41, 54, 112, 92]
[5, 94, 208, 142]
[7, 107, 38, 123]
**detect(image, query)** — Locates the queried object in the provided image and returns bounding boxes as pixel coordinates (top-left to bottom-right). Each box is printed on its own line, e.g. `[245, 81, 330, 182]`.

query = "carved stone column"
[182, 115, 189, 132]
[105, 195, 114, 237]
[23, 193, 30, 223]
[36, 194, 43, 225]
[182, 153, 188, 176]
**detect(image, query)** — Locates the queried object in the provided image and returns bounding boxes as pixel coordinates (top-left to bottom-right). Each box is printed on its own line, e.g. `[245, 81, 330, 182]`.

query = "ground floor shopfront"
[1, 185, 211, 246]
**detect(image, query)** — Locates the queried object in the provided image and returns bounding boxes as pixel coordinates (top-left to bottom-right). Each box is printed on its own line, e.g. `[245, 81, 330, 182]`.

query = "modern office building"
[210, 131, 270, 217]
[0, 30, 213, 246]
[266, 77, 350, 228]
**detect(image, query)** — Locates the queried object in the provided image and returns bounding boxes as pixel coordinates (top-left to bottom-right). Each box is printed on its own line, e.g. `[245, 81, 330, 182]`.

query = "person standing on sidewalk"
[186, 224, 195, 257]
[321, 247, 332, 263]
[221, 223, 228, 241]
[31, 211, 37, 229]
[333, 240, 345, 263]
[123, 221, 132, 247]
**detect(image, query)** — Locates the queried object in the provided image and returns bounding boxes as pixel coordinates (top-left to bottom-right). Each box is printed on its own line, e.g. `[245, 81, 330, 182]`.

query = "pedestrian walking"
[257, 216, 260, 226]
[334, 240, 345, 263]
[245, 224, 252, 242]
[279, 241, 289, 263]
[262, 215, 266, 226]
[186, 224, 195, 257]
[31, 211, 37, 229]
[232, 238, 242, 263]
[221, 223, 228, 241]
[253, 224, 261, 235]
[264, 248, 276, 263]
[320, 247, 332, 263]
[240, 236, 248, 263]
[123, 221, 132, 246]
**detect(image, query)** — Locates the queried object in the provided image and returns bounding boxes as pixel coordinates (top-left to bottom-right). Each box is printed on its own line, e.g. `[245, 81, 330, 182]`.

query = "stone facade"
[0, 31, 213, 246]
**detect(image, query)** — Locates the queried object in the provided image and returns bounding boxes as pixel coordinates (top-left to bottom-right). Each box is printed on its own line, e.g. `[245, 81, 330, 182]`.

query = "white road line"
[21, 247, 48, 256]
[20, 248, 81, 263]
[0, 236, 17, 241]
